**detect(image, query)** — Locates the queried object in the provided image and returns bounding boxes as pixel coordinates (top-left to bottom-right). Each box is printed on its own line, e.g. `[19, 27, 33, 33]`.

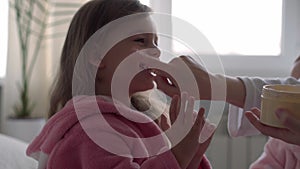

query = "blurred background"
[0, 0, 299, 168]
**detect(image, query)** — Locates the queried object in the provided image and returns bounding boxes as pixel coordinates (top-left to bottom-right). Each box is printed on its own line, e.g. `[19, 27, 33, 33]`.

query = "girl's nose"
[146, 47, 161, 58]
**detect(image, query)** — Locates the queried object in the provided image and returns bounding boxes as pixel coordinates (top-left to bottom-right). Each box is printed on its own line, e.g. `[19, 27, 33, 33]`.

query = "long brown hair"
[49, 0, 151, 118]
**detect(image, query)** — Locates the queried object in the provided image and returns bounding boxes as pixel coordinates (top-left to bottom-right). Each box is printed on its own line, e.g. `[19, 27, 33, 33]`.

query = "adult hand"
[168, 55, 245, 107]
[159, 93, 214, 169]
[153, 68, 180, 98]
[167, 56, 213, 100]
[245, 107, 300, 146]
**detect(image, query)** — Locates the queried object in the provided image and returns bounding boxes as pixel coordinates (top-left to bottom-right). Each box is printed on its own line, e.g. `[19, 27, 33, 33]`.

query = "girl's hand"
[245, 107, 300, 146]
[160, 93, 213, 169]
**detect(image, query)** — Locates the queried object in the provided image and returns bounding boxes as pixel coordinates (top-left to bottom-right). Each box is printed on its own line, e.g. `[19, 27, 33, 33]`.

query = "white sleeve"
[228, 76, 300, 137]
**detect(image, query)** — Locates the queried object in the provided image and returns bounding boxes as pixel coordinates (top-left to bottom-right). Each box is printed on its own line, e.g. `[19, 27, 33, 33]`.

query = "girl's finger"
[185, 96, 195, 124]
[179, 92, 188, 123]
[169, 95, 179, 124]
[194, 108, 205, 129]
[160, 115, 170, 131]
[192, 108, 205, 140]
[197, 108, 217, 143]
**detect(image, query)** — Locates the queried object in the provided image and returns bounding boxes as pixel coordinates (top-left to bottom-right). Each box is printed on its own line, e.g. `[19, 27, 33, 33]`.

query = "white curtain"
[1, 0, 86, 132]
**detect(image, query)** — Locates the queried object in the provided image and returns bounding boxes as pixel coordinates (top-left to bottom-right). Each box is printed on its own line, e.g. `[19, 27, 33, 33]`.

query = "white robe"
[227, 76, 300, 137]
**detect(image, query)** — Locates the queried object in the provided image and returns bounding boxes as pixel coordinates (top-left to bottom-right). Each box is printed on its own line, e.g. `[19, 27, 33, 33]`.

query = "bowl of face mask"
[260, 84, 300, 128]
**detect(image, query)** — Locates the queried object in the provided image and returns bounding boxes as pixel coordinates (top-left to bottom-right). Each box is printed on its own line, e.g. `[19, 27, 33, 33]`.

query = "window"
[0, 0, 8, 78]
[149, 0, 300, 77]
[172, 0, 282, 56]
[140, 0, 150, 6]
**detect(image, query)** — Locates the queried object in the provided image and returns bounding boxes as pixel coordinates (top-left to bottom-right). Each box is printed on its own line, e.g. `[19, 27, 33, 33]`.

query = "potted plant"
[5, 0, 83, 142]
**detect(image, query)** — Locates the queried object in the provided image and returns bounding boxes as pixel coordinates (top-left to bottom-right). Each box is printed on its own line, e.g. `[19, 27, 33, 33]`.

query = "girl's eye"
[134, 38, 145, 44]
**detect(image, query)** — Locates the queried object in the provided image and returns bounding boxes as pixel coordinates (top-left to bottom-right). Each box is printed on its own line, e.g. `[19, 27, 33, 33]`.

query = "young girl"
[26, 0, 213, 168]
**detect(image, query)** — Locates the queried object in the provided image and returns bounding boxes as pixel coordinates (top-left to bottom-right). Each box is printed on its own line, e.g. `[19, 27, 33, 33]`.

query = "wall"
[205, 105, 268, 169]
[0, 84, 2, 126]
[1, 2, 50, 133]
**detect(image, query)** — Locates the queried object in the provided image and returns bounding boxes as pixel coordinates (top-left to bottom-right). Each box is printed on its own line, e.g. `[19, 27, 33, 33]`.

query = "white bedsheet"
[0, 133, 37, 169]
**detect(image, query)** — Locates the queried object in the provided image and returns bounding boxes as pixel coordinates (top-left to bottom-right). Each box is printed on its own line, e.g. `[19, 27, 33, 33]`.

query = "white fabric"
[227, 76, 300, 137]
[0, 133, 37, 169]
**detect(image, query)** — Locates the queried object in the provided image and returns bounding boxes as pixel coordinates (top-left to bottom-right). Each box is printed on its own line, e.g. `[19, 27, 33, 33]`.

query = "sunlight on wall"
[173, 0, 282, 55]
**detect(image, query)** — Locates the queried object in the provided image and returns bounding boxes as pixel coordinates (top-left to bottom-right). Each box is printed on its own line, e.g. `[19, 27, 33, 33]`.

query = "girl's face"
[96, 33, 161, 96]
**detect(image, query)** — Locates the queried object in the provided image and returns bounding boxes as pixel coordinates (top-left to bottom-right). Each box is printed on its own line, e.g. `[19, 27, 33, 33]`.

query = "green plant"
[10, 0, 82, 118]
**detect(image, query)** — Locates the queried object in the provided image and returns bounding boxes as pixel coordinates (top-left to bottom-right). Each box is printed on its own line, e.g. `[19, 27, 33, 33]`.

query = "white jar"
[261, 84, 300, 128]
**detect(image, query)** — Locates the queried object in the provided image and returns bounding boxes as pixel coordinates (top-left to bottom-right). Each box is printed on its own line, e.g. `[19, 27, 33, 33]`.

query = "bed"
[0, 133, 37, 169]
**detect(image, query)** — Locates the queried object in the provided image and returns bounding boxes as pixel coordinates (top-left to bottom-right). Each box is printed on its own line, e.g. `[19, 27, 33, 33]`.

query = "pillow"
[0, 133, 37, 169]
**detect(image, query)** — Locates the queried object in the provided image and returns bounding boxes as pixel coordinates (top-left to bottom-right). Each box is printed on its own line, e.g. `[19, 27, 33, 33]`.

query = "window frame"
[150, 0, 300, 77]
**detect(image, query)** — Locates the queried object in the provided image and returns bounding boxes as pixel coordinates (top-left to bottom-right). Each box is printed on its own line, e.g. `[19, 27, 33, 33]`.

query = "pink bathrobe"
[250, 138, 300, 169]
[27, 96, 211, 169]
